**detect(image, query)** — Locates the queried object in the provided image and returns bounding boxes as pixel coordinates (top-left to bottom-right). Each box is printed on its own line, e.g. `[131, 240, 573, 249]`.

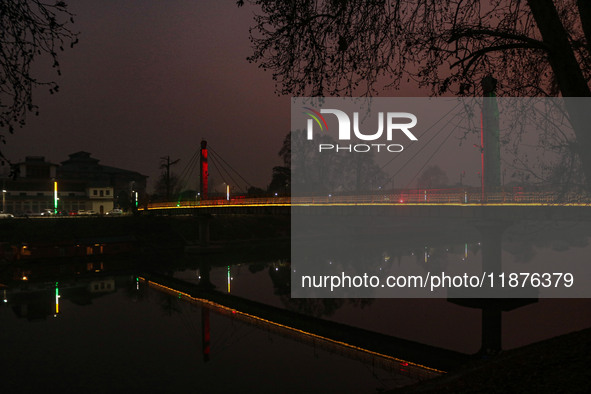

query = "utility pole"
[160, 156, 180, 201]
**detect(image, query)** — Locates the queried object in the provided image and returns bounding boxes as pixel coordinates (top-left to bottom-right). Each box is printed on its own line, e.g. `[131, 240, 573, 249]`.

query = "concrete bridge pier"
[197, 214, 212, 247]
[474, 220, 511, 274]
[475, 220, 510, 354]
[451, 219, 536, 355]
[197, 261, 216, 290]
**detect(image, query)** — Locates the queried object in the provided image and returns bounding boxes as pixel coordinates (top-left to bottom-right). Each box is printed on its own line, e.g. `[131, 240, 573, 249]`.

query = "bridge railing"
[145, 197, 291, 210]
[143, 191, 591, 210]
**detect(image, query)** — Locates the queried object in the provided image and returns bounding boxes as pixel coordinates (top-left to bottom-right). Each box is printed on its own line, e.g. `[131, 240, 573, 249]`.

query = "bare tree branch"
[0, 0, 78, 164]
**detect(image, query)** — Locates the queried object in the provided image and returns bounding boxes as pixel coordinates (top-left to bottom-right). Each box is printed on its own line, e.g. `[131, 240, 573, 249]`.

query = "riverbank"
[0, 214, 289, 245]
[389, 326, 591, 393]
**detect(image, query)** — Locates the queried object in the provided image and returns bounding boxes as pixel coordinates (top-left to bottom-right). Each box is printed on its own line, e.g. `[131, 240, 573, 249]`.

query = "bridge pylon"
[200, 140, 208, 200]
[482, 76, 501, 192]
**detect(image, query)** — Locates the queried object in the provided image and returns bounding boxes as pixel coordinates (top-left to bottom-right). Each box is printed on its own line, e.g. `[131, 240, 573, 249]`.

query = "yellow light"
[22, 276, 28, 281]
[54, 181, 58, 213]
[138, 276, 445, 376]
[141, 195, 591, 212]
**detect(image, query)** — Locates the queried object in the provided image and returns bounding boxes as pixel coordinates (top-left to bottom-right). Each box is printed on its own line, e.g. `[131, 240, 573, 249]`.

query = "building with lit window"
[1, 153, 147, 215]
[58, 151, 147, 209]
[2, 156, 62, 214]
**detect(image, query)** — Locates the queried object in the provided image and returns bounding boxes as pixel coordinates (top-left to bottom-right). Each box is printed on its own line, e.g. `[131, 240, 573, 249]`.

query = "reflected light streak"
[139, 276, 445, 376]
[55, 282, 60, 315]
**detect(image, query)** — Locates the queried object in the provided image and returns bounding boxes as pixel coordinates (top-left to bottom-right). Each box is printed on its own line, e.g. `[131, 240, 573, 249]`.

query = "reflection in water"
[202, 307, 211, 362]
[0, 271, 420, 392]
[1, 219, 591, 391]
[144, 276, 441, 381]
[54, 282, 59, 316]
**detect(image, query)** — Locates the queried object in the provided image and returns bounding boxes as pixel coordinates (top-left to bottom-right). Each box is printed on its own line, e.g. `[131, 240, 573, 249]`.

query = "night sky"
[5, 1, 289, 191]
[4, 1, 488, 192]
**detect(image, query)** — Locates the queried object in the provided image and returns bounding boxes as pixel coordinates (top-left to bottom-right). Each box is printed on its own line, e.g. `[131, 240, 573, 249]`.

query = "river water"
[2, 221, 591, 393]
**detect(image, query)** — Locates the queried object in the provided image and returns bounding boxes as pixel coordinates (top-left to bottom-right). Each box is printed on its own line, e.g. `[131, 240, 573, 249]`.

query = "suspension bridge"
[145, 87, 591, 216]
[142, 136, 591, 217]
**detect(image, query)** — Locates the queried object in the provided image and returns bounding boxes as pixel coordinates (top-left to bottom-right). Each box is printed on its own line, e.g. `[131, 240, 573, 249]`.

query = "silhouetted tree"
[243, 1, 589, 97]
[247, 186, 267, 196]
[417, 165, 449, 189]
[242, 1, 591, 188]
[287, 129, 386, 194]
[270, 132, 292, 195]
[268, 165, 290, 195]
[278, 132, 291, 167]
[0, 1, 78, 163]
[117, 190, 131, 211]
[154, 172, 181, 200]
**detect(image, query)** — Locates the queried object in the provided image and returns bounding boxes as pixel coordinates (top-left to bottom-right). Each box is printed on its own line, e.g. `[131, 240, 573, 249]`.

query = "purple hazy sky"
[6, 1, 289, 191]
[5, 1, 489, 192]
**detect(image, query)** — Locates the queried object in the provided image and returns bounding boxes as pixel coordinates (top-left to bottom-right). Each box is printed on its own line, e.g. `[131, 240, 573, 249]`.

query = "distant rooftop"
[16, 156, 58, 166]
[59, 151, 147, 179]
[61, 151, 100, 165]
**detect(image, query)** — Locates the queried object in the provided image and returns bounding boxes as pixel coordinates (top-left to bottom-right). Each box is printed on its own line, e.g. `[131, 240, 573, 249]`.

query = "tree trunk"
[528, 0, 591, 190]
[527, 0, 590, 97]
[577, 0, 591, 56]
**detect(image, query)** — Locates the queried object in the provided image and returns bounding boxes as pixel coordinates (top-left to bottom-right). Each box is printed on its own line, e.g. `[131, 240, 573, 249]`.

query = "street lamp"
[53, 181, 58, 214]
[2, 189, 6, 213]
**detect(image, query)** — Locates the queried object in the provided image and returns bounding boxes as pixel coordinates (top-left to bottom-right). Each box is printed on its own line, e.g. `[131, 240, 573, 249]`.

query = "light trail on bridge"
[141, 191, 591, 211]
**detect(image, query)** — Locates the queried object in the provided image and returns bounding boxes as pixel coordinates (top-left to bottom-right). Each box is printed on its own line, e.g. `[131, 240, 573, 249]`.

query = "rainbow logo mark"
[303, 107, 328, 131]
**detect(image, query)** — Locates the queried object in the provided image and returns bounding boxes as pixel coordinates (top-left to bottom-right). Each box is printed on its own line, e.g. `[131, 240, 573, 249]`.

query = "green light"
[55, 283, 59, 314]
[53, 181, 58, 214]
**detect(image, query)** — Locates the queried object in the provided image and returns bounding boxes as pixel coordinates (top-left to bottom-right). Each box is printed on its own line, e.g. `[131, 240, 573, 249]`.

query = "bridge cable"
[208, 146, 253, 189]
[209, 152, 243, 193]
[376, 101, 463, 174]
[175, 150, 201, 196]
[355, 101, 462, 191]
[207, 153, 226, 188]
[377, 107, 461, 190]
[402, 122, 460, 190]
[208, 151, 238, 187]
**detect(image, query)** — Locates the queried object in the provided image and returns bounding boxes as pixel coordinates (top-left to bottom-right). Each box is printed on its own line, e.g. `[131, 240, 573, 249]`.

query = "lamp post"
[53, 181, 58, 214]
[2, 189, 6, 213]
